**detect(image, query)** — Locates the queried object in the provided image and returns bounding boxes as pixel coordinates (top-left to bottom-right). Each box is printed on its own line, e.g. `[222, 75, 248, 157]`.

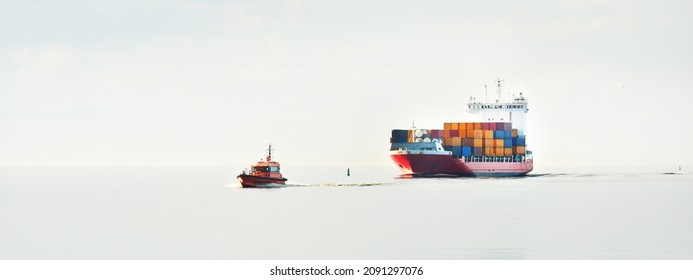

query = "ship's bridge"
[466, 80, 529, 136]
[467, 96, 528, 112]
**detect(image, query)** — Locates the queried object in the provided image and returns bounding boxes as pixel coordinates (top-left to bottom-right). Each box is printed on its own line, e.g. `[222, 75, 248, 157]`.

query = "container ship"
[389, 80, 533, 177]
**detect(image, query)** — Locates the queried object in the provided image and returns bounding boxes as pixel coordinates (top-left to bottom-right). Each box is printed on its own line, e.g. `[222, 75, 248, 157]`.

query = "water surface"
[1, 166, 691, 259]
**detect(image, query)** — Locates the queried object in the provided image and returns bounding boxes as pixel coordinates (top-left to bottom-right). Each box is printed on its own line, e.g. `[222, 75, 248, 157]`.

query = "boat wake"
[229, 182, 386, 189]
[527, 173, 573, 177]
[286, 182, 386, 188]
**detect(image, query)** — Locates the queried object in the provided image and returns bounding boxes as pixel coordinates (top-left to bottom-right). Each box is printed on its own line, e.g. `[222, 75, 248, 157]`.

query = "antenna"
[496, 78, 505, 102]
[484, 84, 488, 102]
[266, 143, 273, 162]
[411, 120, 416, 142]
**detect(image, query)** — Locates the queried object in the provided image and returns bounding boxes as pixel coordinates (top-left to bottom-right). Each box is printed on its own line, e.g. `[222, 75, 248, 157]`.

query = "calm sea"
[1, 165, 691, 259]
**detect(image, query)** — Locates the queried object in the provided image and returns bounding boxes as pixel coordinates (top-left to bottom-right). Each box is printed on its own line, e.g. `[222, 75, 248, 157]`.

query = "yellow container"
[495, 139, 504, 147]
[452, 137, 462, 146]
[484, 130, 494, 139]
[473, 138, 483, 148]
[407, 130, 412, 142]
[451, 123, 459, 130]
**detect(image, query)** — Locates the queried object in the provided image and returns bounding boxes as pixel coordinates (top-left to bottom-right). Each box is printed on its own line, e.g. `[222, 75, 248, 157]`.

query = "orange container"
[473, 130, 483, 138]
[443, 130, 451, 138]
[484, 138, 495, 147]
[444, 123, 452, 131]
[484, 130, 494, 139]
[495, 147, 505, 156]
[465, 129, 474, 138]
[473, 138, 483, 148]
[465, 123, 473, 132]
[511, 129, 518, 138]
[459, 129, 466, 138]
[513, 146, 526, 154]
[504, 148, 512, 156]
[451, 123, 459, 130]
[473, 123, 481, 130]
[484, 147, 494, 156]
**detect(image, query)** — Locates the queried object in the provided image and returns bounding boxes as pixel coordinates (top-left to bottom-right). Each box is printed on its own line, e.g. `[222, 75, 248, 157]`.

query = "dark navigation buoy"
[347, 168, 350, 176]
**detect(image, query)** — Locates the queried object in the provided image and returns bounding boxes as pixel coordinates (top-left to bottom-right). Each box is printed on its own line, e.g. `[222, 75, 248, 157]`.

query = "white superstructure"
[467, 79, 529, 136]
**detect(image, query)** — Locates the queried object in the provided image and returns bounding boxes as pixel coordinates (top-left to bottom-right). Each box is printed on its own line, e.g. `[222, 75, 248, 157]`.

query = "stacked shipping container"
[391, 123, 527, 158]
[440, 122, 526, 158]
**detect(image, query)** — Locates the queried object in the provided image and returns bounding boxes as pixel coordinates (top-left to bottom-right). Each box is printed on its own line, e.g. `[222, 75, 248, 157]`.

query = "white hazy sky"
[1, 0, 692, 170]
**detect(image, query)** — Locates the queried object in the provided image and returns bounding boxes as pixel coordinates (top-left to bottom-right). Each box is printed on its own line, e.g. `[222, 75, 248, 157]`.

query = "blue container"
[462, 146, 472, 156]
[504, 138, 512, 148]
[391, 130, 408, 139]
[391, 135, 408, 143]
[516, 136, 526, 146]
[494, 130, 505, 139]
[452, 146, 462, 156]
[444, 145, 453, 152]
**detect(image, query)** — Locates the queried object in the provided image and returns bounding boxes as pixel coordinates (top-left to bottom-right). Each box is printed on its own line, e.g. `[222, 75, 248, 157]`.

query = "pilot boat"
[237, 144, 288, 188]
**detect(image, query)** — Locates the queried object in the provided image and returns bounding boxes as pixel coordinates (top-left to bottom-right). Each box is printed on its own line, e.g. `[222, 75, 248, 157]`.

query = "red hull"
[390, 153, 532, 177]
[237, 174, 288, 188]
